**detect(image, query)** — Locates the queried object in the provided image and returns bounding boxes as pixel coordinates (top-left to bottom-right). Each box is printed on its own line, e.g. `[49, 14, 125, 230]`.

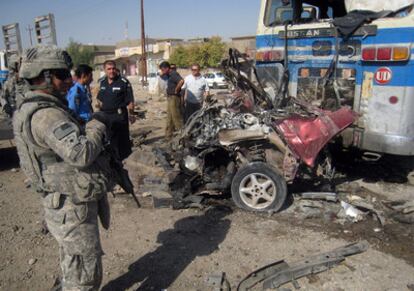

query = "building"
[112, 38, 184, 76]
[187, 37, 210, 44]
[229, 35, 256, 58]
[114, 38, 155, 76]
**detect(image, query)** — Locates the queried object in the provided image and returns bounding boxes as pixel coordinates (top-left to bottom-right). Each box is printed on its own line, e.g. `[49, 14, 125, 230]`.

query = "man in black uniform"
[97, 60, 136, 160]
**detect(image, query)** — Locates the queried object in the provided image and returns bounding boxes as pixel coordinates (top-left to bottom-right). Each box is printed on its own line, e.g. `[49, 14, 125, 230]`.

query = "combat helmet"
[19, 45, 73, 80]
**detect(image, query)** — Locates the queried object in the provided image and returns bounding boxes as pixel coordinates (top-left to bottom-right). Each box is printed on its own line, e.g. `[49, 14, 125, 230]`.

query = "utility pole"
[140, 0, 147, 85]
[26, 25, 33, 46]
[124, 21, 128, 40]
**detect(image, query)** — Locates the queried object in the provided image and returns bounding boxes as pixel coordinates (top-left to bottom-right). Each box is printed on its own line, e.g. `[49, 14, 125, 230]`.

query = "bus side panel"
[356, 27, 414, 155]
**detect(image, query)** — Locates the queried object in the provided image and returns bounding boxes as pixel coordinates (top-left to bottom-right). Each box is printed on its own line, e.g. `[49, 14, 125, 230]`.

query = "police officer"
[14, 46, 114, 291]
[66, 64, 94, 123]
[97, 60, 135, 160]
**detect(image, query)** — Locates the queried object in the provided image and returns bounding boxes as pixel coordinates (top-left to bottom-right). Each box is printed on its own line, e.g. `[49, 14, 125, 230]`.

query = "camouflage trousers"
[165, 95, 184, 139]
[42, 193, 103, 291]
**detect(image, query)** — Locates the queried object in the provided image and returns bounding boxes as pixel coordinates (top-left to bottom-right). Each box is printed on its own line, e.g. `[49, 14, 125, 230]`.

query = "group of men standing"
[158, 61, 210, 139]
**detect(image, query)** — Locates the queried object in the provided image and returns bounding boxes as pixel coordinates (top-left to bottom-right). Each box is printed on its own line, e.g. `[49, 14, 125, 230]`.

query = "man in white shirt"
[182, 64, 209, 121]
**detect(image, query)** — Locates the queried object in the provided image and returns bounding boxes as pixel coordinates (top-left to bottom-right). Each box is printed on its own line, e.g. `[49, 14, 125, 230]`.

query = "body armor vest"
[13, 92, 113, 201]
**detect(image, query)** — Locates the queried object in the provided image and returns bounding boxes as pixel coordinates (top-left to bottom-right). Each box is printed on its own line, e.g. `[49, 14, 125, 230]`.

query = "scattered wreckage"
[129, 49, 359, 213]
[205, 241, 369, 291]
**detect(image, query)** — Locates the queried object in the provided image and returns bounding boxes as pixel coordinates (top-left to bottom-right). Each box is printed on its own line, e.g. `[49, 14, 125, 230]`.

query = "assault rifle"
[92, 111, 141, 208]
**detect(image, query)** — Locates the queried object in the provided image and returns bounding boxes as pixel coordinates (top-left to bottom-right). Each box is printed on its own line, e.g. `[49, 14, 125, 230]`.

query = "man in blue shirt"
[67, 64, 93, 122]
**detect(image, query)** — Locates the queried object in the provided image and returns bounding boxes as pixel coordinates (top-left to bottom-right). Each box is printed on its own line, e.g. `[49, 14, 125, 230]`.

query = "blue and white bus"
[256, 0, 414, 156]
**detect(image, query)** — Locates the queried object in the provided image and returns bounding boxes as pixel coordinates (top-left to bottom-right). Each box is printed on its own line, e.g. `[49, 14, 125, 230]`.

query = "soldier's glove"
[85, 118, 108, 144]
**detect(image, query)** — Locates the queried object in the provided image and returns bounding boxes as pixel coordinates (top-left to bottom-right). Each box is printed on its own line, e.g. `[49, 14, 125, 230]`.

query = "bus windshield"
[264, 0, 284, 26]
[264, 0, 318, 26]
[264, 0, 353, 25]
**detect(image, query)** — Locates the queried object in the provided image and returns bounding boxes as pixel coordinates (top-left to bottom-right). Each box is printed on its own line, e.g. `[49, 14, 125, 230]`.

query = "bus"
[256, 0, 414, 157]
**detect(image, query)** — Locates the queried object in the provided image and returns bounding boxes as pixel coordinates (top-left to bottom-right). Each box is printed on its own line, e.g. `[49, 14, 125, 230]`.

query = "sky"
[0, 0, 262, 50]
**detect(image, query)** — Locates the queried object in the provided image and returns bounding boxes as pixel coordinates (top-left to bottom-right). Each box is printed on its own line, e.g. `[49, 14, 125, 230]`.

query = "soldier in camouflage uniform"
[0, 54, 29, 117]
[13, 46, 114, 291]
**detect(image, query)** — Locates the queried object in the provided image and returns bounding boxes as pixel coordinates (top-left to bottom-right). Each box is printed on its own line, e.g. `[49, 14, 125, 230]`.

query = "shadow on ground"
[102, 206, 232, 291]
[331, 148, 414, 184]
[0, 146, 19, 171]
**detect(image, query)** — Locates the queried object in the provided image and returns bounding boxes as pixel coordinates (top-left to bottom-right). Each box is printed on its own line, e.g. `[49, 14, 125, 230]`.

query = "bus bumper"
[361, 131, 414, 156]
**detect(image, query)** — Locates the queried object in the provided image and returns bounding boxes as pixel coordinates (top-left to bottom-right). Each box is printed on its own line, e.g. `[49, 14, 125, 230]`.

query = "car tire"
[213, 82, 219, 89]
[231, 162, 287, 212]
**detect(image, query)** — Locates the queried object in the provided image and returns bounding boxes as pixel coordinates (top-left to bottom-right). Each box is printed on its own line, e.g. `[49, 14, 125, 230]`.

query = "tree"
[169, 46, 187, 68]
[204, 37, 226, 68]
[66, 38, 95, 68]
[169, 36, 226, 68]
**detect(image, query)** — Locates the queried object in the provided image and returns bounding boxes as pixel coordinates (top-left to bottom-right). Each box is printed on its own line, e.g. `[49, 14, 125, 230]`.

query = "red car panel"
[275, 107, 358, 167]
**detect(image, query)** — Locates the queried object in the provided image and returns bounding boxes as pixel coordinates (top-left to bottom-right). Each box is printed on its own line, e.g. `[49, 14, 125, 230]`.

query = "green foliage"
[66, 38, 95, 68]
[169, 36, 226, 68]
[169, 46, 187, 68]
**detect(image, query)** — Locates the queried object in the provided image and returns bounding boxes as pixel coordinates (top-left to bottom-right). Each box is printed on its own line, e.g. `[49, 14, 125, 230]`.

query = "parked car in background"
[204, 72, 228, 89]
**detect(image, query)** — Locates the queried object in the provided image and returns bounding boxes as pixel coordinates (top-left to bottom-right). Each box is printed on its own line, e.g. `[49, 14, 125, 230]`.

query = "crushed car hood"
[274, 107, 358, 167]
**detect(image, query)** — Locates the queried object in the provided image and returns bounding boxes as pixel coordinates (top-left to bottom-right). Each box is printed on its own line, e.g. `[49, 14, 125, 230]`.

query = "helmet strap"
[28, 71, 67, 101]
[45, 70, 68, 100]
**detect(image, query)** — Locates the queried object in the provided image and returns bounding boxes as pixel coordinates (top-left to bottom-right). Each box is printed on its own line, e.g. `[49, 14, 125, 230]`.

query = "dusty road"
[1, 86, 414, 291]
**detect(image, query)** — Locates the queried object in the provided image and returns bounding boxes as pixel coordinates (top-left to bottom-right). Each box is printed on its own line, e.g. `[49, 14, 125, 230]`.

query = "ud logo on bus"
[375, 67, 392, 85]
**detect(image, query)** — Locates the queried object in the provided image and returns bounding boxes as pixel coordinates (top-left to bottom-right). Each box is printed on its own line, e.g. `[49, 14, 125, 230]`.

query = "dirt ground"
[1, 85, 414, 291]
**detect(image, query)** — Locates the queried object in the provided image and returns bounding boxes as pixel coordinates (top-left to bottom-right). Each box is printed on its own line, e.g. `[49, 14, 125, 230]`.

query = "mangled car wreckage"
[133, 50, 358, 212]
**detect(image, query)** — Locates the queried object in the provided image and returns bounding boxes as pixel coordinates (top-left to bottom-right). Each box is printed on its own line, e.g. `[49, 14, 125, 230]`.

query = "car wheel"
[213, 82, 219, 89]
[231, 162, 287, 212]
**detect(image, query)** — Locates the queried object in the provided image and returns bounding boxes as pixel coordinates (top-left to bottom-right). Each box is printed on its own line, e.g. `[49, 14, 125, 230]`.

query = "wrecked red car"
[172, 91, 357, 212]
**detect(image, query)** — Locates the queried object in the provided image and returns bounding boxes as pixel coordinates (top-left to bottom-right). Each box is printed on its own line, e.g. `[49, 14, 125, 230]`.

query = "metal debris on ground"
[132, 129, 152, 147]
[383, 200, 414, 214]
[133, 109, 147, 120]
[346, 199, 386, 225]
[206, 272, 231, 291]
[237, 241, 368, 291]
[340, 201, 365, 222]
[299, 192, 338, 202]
[151, 191, 174, 208]
[384, 200, 414, 224]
